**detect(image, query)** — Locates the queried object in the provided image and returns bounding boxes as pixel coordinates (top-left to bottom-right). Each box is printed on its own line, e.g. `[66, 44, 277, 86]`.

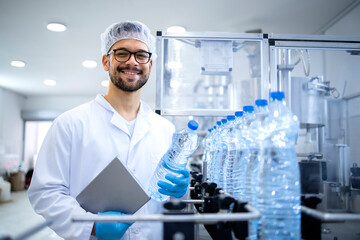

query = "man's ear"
[148, 59, 153, 71]
[102, 55, 109, 71]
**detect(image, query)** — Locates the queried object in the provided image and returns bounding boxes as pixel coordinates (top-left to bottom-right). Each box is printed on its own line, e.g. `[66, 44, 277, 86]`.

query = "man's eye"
[137, 54, 147, 59]
[116, 52, 128, 57]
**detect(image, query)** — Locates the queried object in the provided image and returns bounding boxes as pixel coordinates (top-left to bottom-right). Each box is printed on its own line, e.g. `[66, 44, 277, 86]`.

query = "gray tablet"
[76, 157, 150, 214]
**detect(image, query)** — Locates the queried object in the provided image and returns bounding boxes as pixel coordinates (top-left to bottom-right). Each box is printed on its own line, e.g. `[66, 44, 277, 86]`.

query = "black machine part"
[351, 164, 360, 189]
[163, 200, 195, 240]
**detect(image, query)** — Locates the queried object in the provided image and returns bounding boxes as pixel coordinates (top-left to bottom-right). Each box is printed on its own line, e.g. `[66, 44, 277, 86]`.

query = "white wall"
[325, 4, 360, 36]
[0, 88, 25, 176]
[23, 95, 95, 112]
[22, 121, 52, 173]
[23, 89, 156, 112]
[0, 90, 96, 176]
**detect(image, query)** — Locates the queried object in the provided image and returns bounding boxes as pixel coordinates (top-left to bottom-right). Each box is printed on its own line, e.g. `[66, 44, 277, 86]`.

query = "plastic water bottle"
[245, 99, 269, 240]
[222, 115, 237, 195]
[234, 111, 244, 125]
[213, 119, 228, 187]
[148, 120, 199, 201]
[258, 92, 301, 240]
[209, 121, 222, 183]
[232, 106, 255, 201]
[202, 128, 213, 181]
[206, 126, 217, 182]
[218, 118, 229, 189]
[231, 111, 244, 197]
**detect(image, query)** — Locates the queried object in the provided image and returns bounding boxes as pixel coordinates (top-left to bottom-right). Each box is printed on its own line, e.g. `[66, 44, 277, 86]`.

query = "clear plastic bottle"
[231, 111, 244, 197]
[201, 128, 213, 181]
[245, 99, 269, 240]
[234, 111, 244, 126]
[217, 118, 228, 189]
[258, 92, 301, 240]
[222, 115, 237, 195]
[213, 119, 228, 187]
[148, 120, 199, 201]
[210, 121, 222, 183]
[232, 106, 256, 201]
[206, 126, 216, 182]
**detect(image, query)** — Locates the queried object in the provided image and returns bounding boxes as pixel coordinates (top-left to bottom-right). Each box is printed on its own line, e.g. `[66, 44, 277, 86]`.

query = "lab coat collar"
[94, 94, 129, 135]
[95, 94, 115, 113]
[130, 113, 147, 146]
[130, 100, 152, 148]
[94, 94, 152, 143]
[95, 94, 151, 117]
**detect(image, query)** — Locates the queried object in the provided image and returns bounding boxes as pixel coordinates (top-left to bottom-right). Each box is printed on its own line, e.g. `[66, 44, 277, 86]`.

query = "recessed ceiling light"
[10, 60, 26, 67]
[82, 60, 97, 68]
[166, 26, 186, 33]
[44, 79, 56, 86]
[101, 80, 109, 87]
[47, 23, 67, 32]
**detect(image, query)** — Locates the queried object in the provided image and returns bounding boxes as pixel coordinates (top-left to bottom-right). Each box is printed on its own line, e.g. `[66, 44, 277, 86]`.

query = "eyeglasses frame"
[107, 48, 152, 64]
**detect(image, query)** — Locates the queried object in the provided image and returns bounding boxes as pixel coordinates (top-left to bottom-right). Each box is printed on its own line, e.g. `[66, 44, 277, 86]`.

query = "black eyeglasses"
[108, 48, 152, 64]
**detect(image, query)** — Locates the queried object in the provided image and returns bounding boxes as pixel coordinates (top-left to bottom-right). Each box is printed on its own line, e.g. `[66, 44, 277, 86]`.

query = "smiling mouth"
[118, 66, 142, 75]
[122, 71, 138, 75]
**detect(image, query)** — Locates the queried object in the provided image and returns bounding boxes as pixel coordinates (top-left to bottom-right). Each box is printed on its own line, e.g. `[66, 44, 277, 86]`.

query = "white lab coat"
[28, 94, 175, 240]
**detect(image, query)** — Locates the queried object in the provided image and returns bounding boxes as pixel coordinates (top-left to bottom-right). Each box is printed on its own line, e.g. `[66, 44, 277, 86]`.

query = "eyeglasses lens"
[114, 50, 150, 64]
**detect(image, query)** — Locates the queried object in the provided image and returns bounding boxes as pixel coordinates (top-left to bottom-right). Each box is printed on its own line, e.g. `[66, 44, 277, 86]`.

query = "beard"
[109, 65, 149, 92]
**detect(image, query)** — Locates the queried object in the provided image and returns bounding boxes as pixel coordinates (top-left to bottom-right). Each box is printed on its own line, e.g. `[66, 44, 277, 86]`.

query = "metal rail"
[72, 205, 260, 224]
[301, 206, 360, 222]
[181, 199, 204, 204]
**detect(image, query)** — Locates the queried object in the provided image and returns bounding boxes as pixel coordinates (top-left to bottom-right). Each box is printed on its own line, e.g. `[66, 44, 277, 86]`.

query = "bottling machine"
[268, 34, 360, 215]
[154, 31, 360, 239]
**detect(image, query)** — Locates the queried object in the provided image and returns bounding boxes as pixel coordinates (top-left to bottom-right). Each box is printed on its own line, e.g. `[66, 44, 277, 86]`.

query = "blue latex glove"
[96, 211, 133, 240]
[157, 168, 190, 198]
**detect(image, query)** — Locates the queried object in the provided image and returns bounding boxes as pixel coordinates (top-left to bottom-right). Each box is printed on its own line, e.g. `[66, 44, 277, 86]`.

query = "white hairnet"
[100, 21, 156, 58]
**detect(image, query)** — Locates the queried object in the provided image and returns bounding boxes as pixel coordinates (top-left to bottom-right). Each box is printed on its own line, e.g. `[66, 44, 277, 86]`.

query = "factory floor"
[321, 221, 360, 240]
[0, 190, 62, 240]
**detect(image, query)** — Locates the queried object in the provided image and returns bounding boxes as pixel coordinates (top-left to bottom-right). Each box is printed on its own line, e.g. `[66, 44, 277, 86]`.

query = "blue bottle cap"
[188, 120, 199, 130]
[255, 99, 268, 107]
[235, 111, 243, 117]
[221, 119, 227, 124]
[217, 121, 222, 126]
[226, 115, 235, 121]
[270, 91, 285, 100]
[243, 105, 254, 112]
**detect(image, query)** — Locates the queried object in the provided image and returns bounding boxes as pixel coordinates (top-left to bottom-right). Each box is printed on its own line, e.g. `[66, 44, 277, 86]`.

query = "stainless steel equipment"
[269, 34, 360, 239]
[155, 32, 360, 239]
[155, 31, 269, 132]
[269, 33, 360, 209]
[290, 76, 328, 128]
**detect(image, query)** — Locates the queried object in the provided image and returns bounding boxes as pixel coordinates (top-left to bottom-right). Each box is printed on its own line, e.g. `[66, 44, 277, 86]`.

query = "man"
[28, 21, 190, 240]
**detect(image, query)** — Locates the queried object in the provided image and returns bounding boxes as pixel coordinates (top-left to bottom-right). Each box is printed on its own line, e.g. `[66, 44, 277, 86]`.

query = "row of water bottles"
[202, 91, 301, 240]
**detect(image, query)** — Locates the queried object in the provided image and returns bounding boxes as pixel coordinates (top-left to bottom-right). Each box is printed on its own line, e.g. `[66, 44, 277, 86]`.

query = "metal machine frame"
[268, 33, 360, 104]
[155, 31, 269, 117]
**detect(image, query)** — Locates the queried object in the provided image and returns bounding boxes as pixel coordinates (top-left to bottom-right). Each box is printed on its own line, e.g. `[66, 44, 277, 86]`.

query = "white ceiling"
[0, 0, 359, 104]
